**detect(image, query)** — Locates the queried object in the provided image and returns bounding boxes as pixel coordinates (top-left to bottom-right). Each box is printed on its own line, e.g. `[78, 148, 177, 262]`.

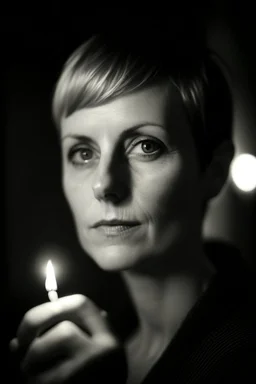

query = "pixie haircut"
[52, 31, 233, 169]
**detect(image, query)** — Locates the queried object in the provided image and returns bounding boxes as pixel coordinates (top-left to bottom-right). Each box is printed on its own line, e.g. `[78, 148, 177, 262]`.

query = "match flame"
[45, 260, 57, 291]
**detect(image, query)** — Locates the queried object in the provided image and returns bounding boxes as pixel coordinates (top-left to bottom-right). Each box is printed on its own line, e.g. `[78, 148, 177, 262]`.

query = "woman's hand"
[9, 294, 127, 384]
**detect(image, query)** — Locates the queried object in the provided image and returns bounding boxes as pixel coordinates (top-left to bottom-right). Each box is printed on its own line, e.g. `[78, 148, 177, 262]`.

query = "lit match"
[45, 260, 58, 302]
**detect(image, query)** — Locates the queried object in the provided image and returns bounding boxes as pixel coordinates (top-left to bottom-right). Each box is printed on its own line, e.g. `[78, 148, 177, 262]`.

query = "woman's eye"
[68, 147, 94, 166]
[130, 139, 163, 157]
[141, 140, 160, 154]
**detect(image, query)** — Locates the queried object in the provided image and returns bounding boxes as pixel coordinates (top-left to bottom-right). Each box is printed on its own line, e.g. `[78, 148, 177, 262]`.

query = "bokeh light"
[230, 153, 256, 192]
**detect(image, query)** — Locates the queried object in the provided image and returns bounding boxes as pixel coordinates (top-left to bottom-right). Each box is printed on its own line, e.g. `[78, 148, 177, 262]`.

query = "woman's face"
[61, 84, 206, 272]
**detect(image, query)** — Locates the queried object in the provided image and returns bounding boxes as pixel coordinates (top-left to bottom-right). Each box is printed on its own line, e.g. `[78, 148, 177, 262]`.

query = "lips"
[92, 219, 140, 228]
[90, 219, 142, 240]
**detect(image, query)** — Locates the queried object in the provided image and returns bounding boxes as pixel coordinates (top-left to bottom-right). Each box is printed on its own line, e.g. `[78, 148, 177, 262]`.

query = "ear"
[201, 140, 235, 200]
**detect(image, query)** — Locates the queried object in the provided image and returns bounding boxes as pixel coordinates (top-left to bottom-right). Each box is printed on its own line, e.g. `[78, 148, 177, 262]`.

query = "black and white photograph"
[6, 3, 256, 383]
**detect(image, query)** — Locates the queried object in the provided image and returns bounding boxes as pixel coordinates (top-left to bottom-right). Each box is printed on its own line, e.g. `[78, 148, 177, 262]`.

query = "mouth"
[91, 219, 141, 238]
[92, 219, 140, 228]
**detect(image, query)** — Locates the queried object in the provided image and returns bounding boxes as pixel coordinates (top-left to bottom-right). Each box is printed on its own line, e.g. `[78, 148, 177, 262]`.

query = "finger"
[27, 345, 128, 384]
[26, 358, 79, 384]
[17, 294, 111, 349]
[21, 320, 88, 374]
[73, 296, 112, 338]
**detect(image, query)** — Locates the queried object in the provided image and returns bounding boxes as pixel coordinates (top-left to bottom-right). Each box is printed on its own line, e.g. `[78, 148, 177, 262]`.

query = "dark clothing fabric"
[141, 242, 256, 383]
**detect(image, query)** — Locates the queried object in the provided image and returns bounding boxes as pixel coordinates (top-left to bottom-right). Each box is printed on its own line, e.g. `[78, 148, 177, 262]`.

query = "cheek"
[133, 156, 198, 220]
[62, 173, 92, 222]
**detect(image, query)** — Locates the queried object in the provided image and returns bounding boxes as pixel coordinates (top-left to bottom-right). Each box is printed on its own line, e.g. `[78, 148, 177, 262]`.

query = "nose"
[92, 159, 129, 203]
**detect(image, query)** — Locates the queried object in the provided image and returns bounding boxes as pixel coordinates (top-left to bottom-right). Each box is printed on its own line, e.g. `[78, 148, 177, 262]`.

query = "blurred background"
[5, 1, 256, 379]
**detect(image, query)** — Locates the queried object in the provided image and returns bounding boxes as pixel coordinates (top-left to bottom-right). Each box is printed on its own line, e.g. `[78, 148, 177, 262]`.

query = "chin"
[87, 244, 145, 272]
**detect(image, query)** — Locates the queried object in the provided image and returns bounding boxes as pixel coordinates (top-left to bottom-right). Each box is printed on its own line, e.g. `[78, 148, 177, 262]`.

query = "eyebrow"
[61, 122, 165, 142]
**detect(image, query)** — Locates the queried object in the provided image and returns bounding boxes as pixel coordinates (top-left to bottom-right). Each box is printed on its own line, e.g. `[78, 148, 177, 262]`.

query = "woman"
[9, 30, 255, 384]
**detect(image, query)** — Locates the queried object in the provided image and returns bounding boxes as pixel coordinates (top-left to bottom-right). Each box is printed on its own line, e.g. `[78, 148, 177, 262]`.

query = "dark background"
[5, 2, 256, 380]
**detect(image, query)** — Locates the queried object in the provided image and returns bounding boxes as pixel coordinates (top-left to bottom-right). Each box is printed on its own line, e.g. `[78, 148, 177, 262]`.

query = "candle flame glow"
[45, 260, 57, 291]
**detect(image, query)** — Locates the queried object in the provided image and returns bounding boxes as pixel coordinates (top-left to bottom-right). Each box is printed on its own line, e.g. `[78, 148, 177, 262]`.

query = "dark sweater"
[140, 242, 256, 383]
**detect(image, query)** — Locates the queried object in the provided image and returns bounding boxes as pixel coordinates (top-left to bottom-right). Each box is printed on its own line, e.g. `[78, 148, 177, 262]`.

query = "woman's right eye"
[68, 147, 94, 166]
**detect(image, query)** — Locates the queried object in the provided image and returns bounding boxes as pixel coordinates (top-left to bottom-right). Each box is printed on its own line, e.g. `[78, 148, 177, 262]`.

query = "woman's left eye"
[130, 139, 164, 157]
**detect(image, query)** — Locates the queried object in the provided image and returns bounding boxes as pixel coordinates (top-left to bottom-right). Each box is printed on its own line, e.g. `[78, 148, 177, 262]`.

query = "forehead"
[61, 83, 189, 138]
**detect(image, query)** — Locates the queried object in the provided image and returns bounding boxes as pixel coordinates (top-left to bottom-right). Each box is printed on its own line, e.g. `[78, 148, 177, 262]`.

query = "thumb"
[71, 295, 114, 341]
[54, 295, 115, 343]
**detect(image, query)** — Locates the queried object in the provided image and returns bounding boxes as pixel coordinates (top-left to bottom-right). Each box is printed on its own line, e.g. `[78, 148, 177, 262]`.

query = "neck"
[122, 245, 216, 350]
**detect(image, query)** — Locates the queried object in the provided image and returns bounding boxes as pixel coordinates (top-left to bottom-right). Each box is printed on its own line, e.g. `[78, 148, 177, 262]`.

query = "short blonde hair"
[52, 33, 233, 167]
